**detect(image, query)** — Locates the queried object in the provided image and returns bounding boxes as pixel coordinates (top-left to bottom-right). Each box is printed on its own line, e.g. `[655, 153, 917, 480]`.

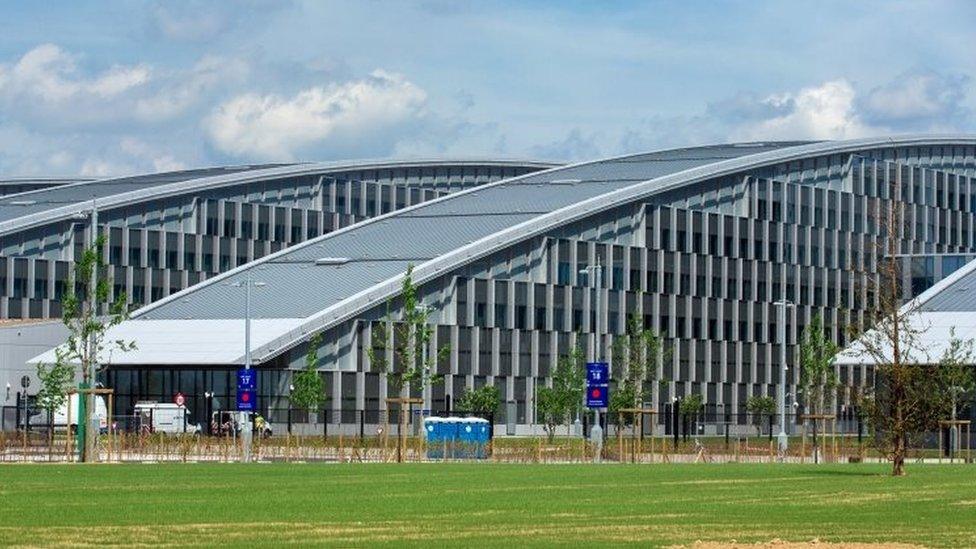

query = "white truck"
[31, 393, 109, 432]
[135, 402, 201, 435]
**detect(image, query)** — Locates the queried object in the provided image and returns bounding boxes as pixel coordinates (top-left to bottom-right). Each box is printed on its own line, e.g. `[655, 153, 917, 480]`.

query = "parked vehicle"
[135, 402, 200, 435]
[31, 394, 108, 433]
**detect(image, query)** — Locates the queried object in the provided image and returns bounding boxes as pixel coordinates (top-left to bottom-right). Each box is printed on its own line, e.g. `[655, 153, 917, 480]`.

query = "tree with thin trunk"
[291, 333, 328, 423]
[368, 265, 448, 396]
[847, 197, 929, 476]
[800, 314, 840, 422]
[746, 395, 776, 436]
[53, 234, 134, 462]
[537, 346, 586, 442]
[609, 312, 668, 427]
[936, 328, 976, 452]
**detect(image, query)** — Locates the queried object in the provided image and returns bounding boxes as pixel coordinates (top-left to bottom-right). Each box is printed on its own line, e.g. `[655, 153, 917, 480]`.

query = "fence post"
[323, 410, 328, 440]
[671, 404, 679, 449]
[768, 414, 774, 442]
[359, 410, 365, 441]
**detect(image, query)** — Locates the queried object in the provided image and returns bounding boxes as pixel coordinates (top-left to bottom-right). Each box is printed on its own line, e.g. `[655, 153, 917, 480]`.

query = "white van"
[135, 402, 200, 435]
[32, 394, 109, 432]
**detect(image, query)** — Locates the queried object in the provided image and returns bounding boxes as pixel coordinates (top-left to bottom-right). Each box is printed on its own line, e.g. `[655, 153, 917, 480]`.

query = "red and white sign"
[174, 392, 186, 407]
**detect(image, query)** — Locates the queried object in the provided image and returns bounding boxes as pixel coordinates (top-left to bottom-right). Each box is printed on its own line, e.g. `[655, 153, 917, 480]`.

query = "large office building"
[26, 136, 976, 430]
[0, 160, 554, 406]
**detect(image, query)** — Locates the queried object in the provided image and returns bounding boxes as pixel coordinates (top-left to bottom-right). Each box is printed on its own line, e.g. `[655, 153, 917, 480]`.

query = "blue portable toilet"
[424, 417, 444, 459]
[441, 418, 459, 458]
[455, 417, 490, 459]
[425, 417, 460, 459]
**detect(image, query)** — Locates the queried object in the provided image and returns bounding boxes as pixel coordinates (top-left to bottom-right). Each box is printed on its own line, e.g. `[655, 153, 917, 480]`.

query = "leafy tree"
[536, 345, 586, 442]
[291, 333, 328, 419]
[536, 387, 564, 443]
[53, 233, 134, 462]
[369, 265, 448, 395]
[609, 313, 668, 426]
[800, 314, 839, 416]
[935, 328, 976, 449]
[456, 384, 502, 416]
[746, 395, 776, 436]
[35, 356, 75, 416]
[679, 393, 704, 417]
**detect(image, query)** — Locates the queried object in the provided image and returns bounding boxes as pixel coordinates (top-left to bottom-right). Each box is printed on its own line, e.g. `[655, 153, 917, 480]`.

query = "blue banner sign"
[237, 368, 256, 391]
[237, 368, 257, 411]
[586, 362, 609, 408]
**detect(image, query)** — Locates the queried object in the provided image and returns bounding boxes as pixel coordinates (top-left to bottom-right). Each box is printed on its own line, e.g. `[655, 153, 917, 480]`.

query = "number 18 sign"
[586, 362, 609, 408]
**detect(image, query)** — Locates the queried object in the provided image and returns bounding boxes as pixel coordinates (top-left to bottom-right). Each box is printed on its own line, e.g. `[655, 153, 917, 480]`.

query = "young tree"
[291, 334, 328, 421]
[536, 386, 564, 443]
[35, 353, 75, 417]
[51, 233, 134, 462]
[679, 393, 704, 418]
[800, 314, 840, 416]
[849, 200, 931, 476]
[935, 328, 976, 451]
[368, 265, 448, 396]
[609, 313, 668, 426]
[536, 346, 586, 442]
[456, 384, 502, 416]
[553, 345, 586, 434]
[746, 395, 776, 436]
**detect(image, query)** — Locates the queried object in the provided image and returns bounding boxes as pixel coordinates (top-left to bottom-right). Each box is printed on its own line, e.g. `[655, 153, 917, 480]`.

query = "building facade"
[0, 160, 553, 406]
[30, 137, 976, 431]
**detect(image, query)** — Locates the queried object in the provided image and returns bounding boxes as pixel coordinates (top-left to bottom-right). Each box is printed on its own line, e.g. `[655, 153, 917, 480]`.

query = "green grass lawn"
[1, 463, 974, 547]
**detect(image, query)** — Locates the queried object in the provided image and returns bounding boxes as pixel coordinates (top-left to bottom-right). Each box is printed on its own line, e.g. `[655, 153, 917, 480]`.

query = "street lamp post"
[227, 270, 266, 463]
[580, 259, 604, 462]
[774, 300, 795, 456]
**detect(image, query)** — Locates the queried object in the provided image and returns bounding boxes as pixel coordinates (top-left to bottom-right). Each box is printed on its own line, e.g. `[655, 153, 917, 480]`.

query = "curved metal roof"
[31, 135, 976, 366]
[0, 159, 557, 237]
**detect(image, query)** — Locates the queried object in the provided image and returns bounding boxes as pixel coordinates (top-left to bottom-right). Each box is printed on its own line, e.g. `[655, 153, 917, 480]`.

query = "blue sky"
[0, 0, 974, 176]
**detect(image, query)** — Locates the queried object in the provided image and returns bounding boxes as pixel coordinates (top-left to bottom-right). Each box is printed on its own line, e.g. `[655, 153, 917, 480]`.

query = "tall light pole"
[774, 300, 795, 456]
[580, 258, 604, 462]
[227, 270, 266, 462]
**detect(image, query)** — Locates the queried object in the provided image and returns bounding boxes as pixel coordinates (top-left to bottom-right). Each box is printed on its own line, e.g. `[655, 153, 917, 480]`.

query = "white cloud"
[860, 68, 970, 129]
[146, 0, 292, 43]
[0, 44, 150, 108]
[730, 80, 873, 141]
[204, 70, 429, 160]
[530, 128, 602, 162]
[618, 72, 975, 155]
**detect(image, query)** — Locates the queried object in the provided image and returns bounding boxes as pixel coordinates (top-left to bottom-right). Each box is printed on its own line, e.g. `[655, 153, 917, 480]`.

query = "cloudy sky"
[0, 0, 974, 177]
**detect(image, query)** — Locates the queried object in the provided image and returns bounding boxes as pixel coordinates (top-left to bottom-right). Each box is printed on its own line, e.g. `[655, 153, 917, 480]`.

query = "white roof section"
[31, 319, 306, 366]
[31, 135, 976, 367]
[836, 256, 976, 366]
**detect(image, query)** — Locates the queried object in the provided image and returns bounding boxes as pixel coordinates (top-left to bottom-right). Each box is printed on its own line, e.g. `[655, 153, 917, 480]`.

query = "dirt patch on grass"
[680, 540, 925, 549]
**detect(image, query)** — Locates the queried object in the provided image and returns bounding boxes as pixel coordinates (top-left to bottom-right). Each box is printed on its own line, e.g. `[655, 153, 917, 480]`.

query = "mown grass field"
[1, 463, 974, 547]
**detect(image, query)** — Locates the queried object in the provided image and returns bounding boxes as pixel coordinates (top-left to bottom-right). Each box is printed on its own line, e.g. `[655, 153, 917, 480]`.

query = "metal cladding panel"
[141, 260, 417, 320]
[399, 182, 622, 216]
[133, 143, 804, 327]
[0, 165, 287, 222]
[512, 143, 810, 185]
[918, 264, 976, 312]
[280, 213, 538, 262]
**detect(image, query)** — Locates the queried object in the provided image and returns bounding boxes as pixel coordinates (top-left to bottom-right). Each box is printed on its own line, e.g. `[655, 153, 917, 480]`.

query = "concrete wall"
[0, 320, 69, 406]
